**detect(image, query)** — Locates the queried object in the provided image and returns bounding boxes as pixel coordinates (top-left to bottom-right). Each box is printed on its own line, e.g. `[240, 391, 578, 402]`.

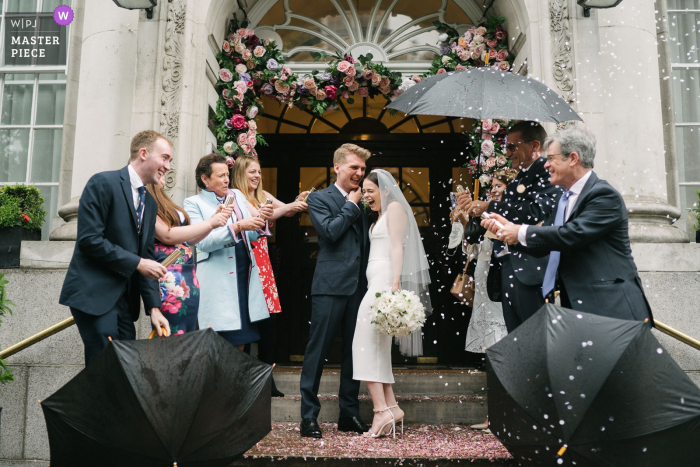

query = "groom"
[300, 143, 372, 438]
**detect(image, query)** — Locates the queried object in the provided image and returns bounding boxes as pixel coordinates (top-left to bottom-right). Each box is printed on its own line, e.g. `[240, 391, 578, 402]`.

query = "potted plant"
[688, 189, 700, 243]
[0, 185, 46, 268]
[0, 273, 15, 448]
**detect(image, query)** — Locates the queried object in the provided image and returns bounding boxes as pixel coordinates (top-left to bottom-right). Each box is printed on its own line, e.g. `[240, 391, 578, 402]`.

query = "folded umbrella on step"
[486, 303, 700, 466]
[41, 328, 272, 467]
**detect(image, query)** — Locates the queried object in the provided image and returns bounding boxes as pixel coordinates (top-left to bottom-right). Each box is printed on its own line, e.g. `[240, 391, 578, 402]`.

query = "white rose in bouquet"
[370, 289, 427, 338]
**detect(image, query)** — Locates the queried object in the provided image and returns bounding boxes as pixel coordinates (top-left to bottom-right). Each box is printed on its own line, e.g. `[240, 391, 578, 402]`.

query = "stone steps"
[271, 368, 488, 424]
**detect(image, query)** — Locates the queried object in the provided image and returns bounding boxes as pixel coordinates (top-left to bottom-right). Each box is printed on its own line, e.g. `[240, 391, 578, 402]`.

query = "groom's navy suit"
[300, 184, 370, 421]
[60, 166, 160, 364]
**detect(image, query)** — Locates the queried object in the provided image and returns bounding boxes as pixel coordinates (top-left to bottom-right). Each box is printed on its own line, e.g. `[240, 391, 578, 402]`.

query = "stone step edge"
[232, 456, 517, 466]
[278, 394, 486, 402]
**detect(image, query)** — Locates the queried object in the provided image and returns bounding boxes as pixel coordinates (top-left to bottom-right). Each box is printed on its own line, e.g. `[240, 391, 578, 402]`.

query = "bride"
[352, 169, 431, 438]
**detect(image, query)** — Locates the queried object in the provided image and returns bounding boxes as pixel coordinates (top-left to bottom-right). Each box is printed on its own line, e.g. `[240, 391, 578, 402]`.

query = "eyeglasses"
[545, 153, 571, 162]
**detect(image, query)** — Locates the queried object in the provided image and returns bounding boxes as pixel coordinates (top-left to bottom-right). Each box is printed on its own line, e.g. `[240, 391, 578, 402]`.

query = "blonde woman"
[229, 154, 308, 397]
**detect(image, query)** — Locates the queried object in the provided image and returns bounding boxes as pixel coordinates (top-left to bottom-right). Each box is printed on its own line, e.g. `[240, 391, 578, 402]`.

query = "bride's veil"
[374, 169, 432, 357]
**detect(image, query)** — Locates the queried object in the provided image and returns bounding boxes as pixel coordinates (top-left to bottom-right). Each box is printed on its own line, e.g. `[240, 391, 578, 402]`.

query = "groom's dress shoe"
[300, 418, 322, 438]
[338, 416, 370, 433]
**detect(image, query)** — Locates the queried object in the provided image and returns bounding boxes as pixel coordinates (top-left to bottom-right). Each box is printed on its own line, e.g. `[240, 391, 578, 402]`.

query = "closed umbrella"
[42, 328, 272, 467]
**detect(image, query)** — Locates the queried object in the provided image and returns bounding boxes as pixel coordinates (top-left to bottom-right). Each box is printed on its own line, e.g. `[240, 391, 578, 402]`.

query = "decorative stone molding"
[160, 0, 187, 190]
[550, 0, 575, 129]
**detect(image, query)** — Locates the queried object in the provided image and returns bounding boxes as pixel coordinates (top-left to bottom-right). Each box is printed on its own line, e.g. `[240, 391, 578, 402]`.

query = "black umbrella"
[387, 67, 582, 124]
[41, 328, 272, 467]
[485, 303, 700, 466]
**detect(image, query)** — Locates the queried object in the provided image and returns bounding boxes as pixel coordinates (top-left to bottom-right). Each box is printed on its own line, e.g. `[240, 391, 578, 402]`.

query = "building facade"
[2, 0, 700, 460]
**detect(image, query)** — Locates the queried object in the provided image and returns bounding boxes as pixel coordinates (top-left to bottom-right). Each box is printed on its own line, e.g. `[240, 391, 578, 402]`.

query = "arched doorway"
[251, 94, 476, 365]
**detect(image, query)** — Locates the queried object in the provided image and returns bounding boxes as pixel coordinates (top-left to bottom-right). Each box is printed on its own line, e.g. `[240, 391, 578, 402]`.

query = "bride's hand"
[391, 282, 400, 292]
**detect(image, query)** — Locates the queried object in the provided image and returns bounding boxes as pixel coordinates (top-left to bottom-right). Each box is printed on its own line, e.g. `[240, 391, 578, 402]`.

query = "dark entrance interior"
[260, 133, 479, 367]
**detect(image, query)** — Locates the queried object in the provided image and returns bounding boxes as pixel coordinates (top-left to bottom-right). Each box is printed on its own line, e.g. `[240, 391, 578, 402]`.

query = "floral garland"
[464, 119, 513, 196]
[212, 15, 512, 159]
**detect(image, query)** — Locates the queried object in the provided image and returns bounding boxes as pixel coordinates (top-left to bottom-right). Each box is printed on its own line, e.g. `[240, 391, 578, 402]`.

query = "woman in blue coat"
[184, 154, 271, 349]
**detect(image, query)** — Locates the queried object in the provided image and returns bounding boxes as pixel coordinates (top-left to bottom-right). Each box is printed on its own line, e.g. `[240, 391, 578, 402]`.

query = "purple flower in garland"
[248, 34, 260, 47]
[318, 70, 332, 82]
[298, 86, 310, 96]
[439, 43, 451, 55]
[239, 72, 252, 84]
[266, 58, 279, 70]
[330, 75, 341, 87]
[261, 83, 274, 94]
[224, 119, 233, 129]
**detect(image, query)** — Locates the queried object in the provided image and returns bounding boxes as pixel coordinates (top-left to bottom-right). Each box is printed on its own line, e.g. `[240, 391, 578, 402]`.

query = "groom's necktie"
[136, 186, 146, 234]
[541, 190, 573, 298]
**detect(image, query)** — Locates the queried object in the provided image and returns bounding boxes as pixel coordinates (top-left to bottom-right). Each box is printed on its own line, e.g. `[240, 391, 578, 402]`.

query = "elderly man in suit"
[60, 130, 172, 365]
[458, 122, 562, 332]
[481, 126, 652, 322]
[299, 143, 372, 439]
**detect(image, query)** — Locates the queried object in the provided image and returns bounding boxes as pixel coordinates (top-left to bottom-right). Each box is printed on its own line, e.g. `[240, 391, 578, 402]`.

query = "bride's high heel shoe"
[387, 404, 404, 435]
[365, 407, 395, 438]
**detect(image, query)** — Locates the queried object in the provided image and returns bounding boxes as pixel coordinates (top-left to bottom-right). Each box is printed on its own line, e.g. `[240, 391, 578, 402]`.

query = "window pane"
[37, 185, 59, 241]
[31, 129, 62, 183]
[668, 10, 700, 63]
[5, 74, 34, 81]
[673, 68, 700, 123]
[0, 129, 30, 182]
[35, 83, 65, 124]
[677, 126, 700, 183]
[6, 0, 37, 12]
[2, 81, 34, 125]
[42, 0, 71, 12]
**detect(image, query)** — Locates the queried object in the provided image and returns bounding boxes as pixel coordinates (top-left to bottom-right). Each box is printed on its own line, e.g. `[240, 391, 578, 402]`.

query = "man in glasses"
[457, 121, 561, 332]
[481, 127, 652, 323]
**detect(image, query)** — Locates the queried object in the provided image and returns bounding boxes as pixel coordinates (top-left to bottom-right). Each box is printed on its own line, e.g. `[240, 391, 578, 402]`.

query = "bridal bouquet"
[370, 290, 426, 338]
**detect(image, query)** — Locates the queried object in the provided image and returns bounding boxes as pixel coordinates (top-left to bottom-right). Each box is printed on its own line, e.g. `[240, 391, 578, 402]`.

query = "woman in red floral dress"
[230, 155, 309, 396]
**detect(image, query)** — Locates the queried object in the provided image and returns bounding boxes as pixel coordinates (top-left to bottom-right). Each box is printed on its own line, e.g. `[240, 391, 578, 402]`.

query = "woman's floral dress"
[251, 236, 281, 314]
[154, 236, 200, 335]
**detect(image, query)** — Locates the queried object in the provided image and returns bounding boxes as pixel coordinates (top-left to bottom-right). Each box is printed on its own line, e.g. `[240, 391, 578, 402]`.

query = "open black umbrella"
[486, 303, 700, 466]
[42, 328, 272, 467]
[387, 67, 582, 123]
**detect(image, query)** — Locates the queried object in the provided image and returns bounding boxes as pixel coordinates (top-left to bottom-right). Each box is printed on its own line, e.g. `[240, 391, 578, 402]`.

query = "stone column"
[50, 0, 140, 240]
[571, 1, 686, 243]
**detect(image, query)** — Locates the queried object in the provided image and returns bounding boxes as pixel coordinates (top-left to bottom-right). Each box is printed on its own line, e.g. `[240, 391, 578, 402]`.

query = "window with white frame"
[0, 0, 70, 240]
[668, 0, 700, 233]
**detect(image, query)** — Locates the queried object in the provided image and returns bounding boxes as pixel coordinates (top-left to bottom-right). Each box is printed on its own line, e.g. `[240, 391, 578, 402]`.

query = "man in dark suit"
[60, 130, 172, 365]
[482, 127, 652, 322]
[458, 122, 562, 332]
[299, 143, 371, 438]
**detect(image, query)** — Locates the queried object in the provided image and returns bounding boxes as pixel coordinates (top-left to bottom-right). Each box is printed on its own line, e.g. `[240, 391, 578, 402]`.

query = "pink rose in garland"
[223, 41, 231, 53]
[363, 69, 375, 80]
[357, 86, 369, 98]
[344, 76, 354, 85]
[235, 63, 247, 74]
[497, 49, 509, 61]
[347, 81, 359, 92]
[234, 43, 246, 54]
[238, 132, 247, 146]
[324, 85, 337, 100]
[316, 89, 327, 101]
[236, 28, 248, 37]
[345, 66, 356, 77]
[303, 77, 316, 90]
[219, 68, 233, 82]
[231, 114, 248, 130]
[371, 74, 381, 86]
[247, 135, 257, 148]
[498, 60, 510, 71]
[337, 60, 352, 73]
[253, 46, 265, 57]
[247, 106, 259, 119]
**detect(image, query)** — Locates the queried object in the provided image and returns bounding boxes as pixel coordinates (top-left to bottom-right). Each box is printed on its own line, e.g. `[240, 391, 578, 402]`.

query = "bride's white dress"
[352, 214, 395, 383]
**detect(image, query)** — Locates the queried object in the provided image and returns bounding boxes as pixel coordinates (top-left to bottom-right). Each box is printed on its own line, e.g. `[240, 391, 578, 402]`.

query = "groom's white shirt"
[334, 182, 361, 211]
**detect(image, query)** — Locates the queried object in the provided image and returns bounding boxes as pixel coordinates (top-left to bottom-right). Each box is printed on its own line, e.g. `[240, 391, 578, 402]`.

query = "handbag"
[451, 244, 476, 306]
